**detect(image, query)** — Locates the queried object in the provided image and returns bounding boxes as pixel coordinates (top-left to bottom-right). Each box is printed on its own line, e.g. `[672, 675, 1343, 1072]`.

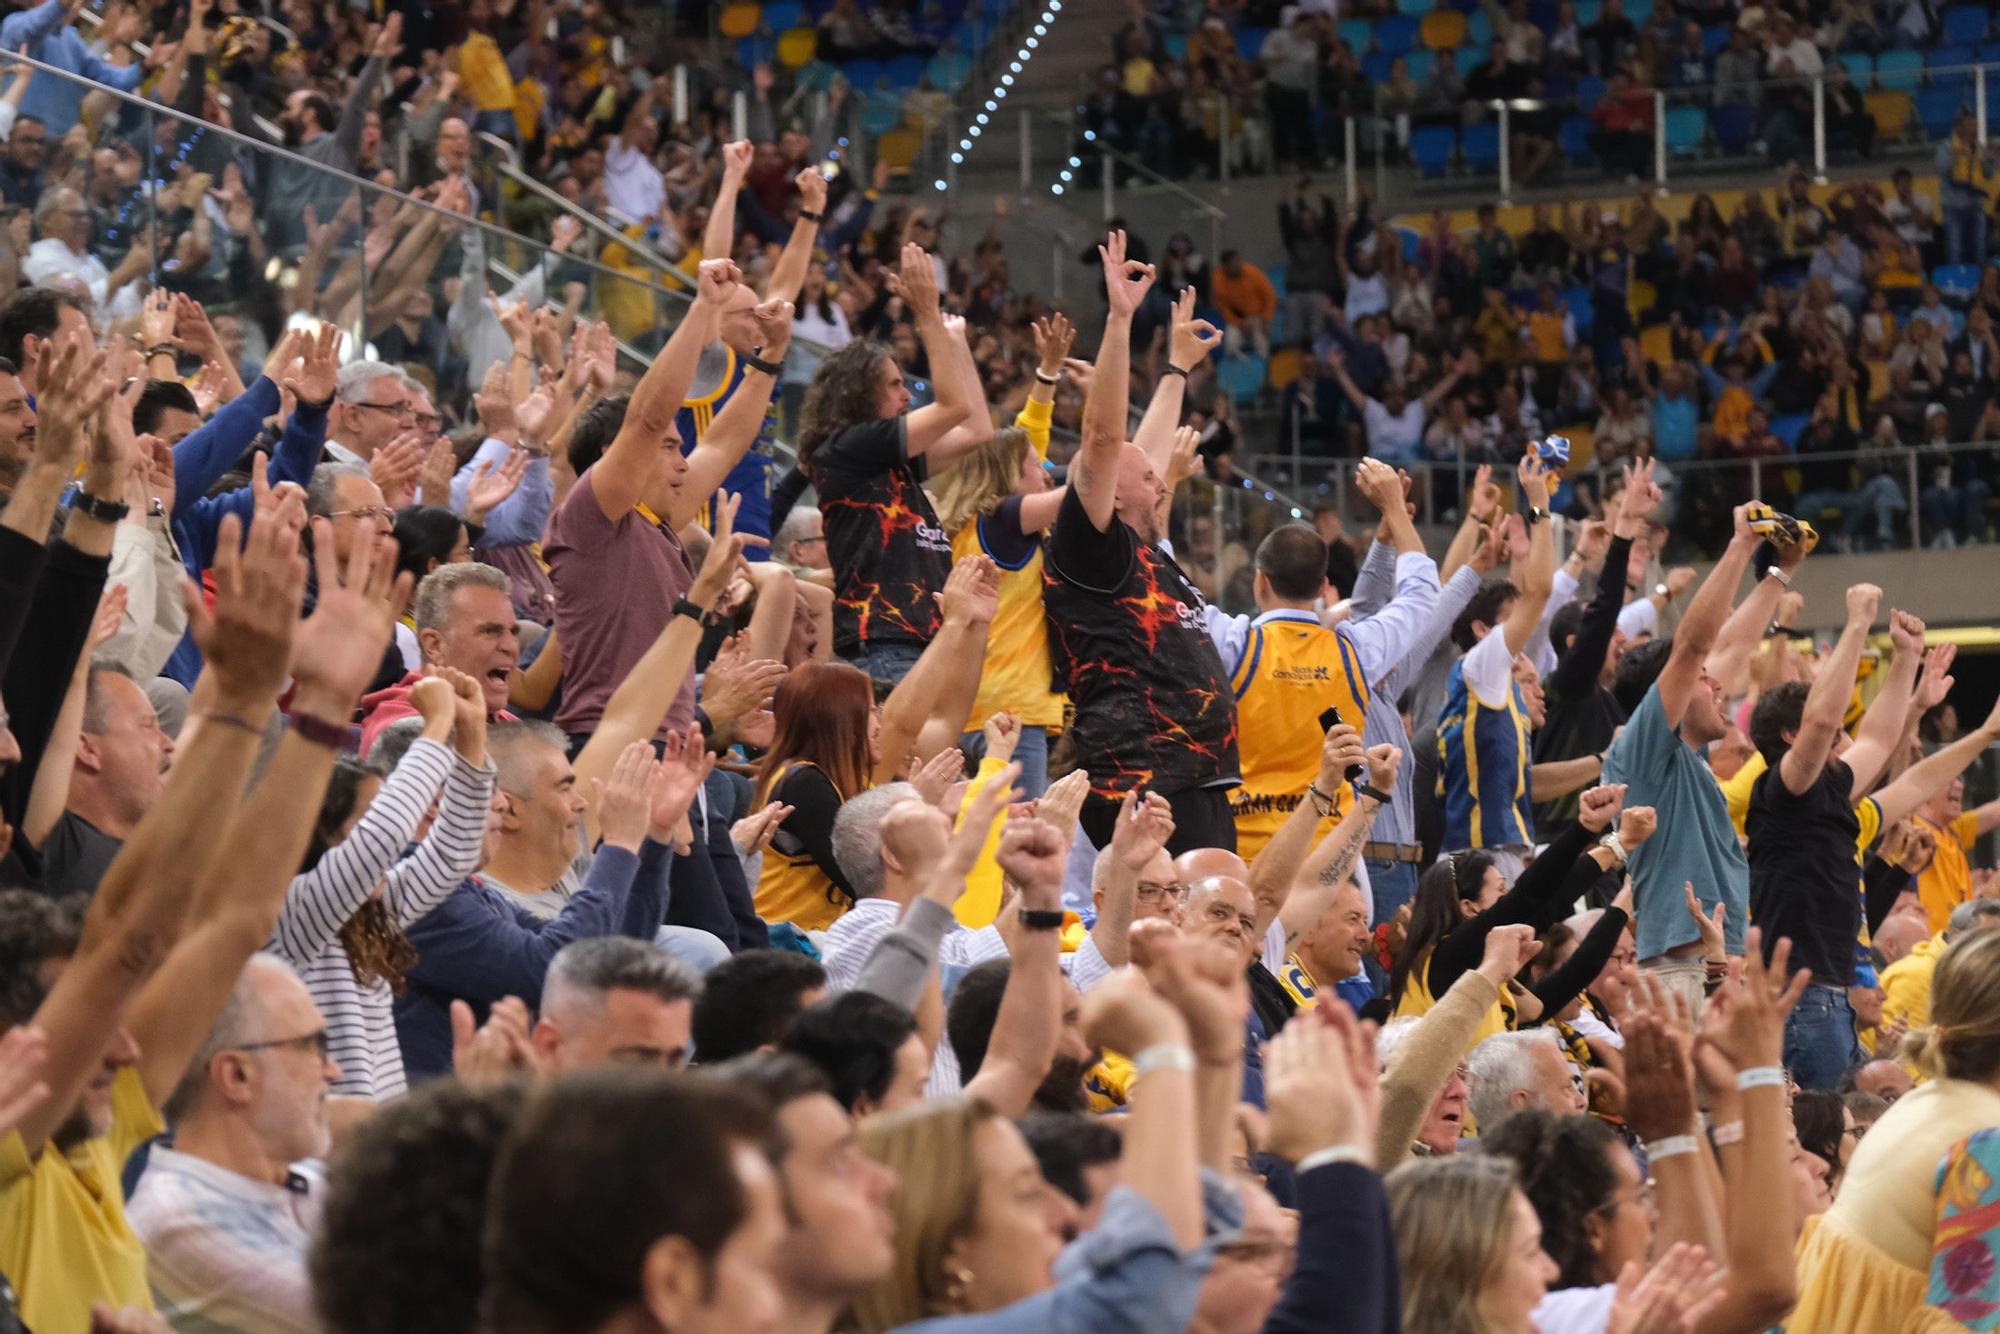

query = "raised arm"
[887, 243, 979, 459]
[1279, 747, 1398, 948]
[1777, 583, 1878, 796]
[704, 140, 752, 266]
[1072, 229, 1155, 533]
[1872, 692, 2000, 827]
[916, 312, 997, 472]
[1658, 505, 1757, 730]
[670, 295, 792, 529]
[1132, 287, 1222, 476]
[1323, 343, 1370, 413]
[1245, 724, 1365, 939]
[1844, 609, 1925, 796]
[960, 819, 1070, 1120]
[870, 554, 999, 783]
[764, 167, 826, 305]
[12, 500, 302, 1157]
[590, 259, 729, 521]
[1089, 789, 1177, 970]
[1499, 452, 1556, 657]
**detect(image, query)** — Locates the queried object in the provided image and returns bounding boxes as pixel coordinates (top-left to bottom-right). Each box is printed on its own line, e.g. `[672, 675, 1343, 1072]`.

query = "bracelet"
[1306, 784, 1334, 817]
[72, 491, 131, 522]
[1163, 364, 1190, 379]
[146, 343, 176, 360]
[1735, 1065, 1786, 1091]
[1019, 908, 1065, 931]
[741, 349, 784, 376]
[200, 711, 264, 736]
[1296, 1144, 1373, 1174]
[798, 208, 823, 222]
[1597, 831, 1627, 865]
[1034, 368, 1060, 385]
[288, 711, 353, 750]
[1709, 1120, 1746, 1148]
[1133, 1042, 1197, 1079]
[1353, 782, 1392, 806]
[1642, 1134, 1699, 1163]
[671, 596, 708, 623]
[1769, 567, 1794, 590]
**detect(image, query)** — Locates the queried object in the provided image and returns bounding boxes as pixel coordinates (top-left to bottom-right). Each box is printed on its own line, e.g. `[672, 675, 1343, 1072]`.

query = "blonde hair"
[1905, 927, 2000, 1083]
[850, 1097, 997, 1333]
[933, 428, 1034, 535]
[1387, 1155, 1523, 1334]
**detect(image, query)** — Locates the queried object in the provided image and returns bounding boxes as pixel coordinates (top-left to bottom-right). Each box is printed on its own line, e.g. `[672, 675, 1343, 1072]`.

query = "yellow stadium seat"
[1628, 278, 1655, 320]
[875, 127, 922, 172]
[1420, 9, 1467, 49]
[1560, 423, 1594, 473]
[777, 27, 817, 67]
[1865, 90, 1913, 140]
[1268, 347, 1302, 390]
[719, 2, 761, 39]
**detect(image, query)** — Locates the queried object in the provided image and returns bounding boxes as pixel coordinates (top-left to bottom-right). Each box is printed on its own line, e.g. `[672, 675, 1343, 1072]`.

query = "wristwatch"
[1525, 505, 1548, 526]
[72, 491, 130, 523]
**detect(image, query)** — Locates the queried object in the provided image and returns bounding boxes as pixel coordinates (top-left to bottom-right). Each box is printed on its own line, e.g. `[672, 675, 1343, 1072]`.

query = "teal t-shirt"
[1602, 683, 1749, 959]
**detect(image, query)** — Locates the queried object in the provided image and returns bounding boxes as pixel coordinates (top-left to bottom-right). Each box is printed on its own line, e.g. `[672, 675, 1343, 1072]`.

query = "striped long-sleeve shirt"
[265, 738, 496, 1099]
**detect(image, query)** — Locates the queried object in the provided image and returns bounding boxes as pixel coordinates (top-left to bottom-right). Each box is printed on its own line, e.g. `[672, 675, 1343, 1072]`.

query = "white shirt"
[603, 136, 666, 223]
[24, 236, 140, 321]
[127, 1147, 324, 1333]
[1534, 1283, 1617, 1332]
[1462, 622, 1518, 709]
[1766, 37, 1823, 76]
[1361, 397, 1428, 459]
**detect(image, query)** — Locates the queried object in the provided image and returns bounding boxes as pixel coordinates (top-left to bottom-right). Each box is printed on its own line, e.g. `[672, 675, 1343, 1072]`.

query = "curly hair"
[304, 758, 421, 995]
[796, 339, 892, 476]
[310, 1078, 529, 1334]
[1479, 1108, 1626, 1290]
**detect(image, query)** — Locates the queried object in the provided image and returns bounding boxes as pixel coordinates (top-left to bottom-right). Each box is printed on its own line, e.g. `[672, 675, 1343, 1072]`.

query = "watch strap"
[672, 596, 708, 623]
[1019, 908, 1065, 931]
[72, 491, 131, 522]
[798, 208, 823, 221]
[1352, 782, 1392, 806]
[741, 350, 783, 376]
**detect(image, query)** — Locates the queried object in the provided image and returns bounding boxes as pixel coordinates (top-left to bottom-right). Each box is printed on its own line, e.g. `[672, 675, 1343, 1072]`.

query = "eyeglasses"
[332, 506, 394, 524]
[348, 400, 414, 418]
[1593, 1179, 1657, 1215]
[1136, 880, 1189, 905]
[232, 1029, 330, 1059]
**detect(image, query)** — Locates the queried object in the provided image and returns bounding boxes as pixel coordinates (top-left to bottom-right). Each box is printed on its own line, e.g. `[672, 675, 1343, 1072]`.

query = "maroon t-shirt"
[544, 469, 696, 740]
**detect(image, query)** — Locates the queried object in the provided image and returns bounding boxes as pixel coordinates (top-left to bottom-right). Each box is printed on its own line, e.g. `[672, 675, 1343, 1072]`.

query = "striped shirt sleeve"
[382, 748, 498, 927]
[269, 738, 454, 965]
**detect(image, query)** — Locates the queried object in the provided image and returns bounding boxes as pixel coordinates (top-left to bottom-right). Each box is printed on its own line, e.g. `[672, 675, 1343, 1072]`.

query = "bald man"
[1176, 847, 1291, 1108]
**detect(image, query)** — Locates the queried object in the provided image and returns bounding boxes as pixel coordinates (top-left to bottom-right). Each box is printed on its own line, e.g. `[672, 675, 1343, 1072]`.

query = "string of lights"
[934, 0, 1063, 191]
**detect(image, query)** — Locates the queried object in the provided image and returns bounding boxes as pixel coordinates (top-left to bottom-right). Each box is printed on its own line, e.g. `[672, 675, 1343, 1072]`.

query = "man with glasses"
[305, 462, 392, 566]
[325, 359, 414, 465]
[23, 184, 149, 321]
[128, 957, 339, 1330]
[0, 117, 46, 209]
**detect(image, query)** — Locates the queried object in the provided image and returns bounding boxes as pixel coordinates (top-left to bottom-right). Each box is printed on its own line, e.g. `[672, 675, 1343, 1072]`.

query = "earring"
[943, 1265, 974, 1310]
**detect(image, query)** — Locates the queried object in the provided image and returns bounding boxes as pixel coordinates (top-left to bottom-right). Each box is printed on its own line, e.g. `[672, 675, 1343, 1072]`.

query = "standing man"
[1045, 231, 1238, 852]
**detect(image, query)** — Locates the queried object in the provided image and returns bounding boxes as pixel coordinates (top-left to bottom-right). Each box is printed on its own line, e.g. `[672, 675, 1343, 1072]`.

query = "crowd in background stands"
[6, 0, 2000, 1332]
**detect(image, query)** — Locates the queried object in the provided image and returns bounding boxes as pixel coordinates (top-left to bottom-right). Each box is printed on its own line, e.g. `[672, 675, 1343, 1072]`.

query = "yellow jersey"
[950, 399, 1066, 729]
[1394, 952, 1517, 1045]
[752, 761, 852, 932]
[0, 1067, 163, 1332]
[1915, 811, 1980, 935]
[1228, 611, 1368, 864]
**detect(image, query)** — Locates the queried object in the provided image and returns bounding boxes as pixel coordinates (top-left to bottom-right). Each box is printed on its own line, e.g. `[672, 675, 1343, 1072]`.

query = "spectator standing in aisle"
[1938, 111, 1997, 269]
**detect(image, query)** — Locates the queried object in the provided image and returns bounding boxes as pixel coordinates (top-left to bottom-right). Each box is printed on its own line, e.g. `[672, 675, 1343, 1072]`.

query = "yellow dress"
[1789, 1078, 2000, 1333]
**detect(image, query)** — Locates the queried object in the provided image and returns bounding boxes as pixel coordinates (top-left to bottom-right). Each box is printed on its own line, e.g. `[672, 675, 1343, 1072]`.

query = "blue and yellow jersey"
[1437, 659, 1535, 853]
[1227, 610, 1370, 863]
[751, 761, 849, 933]
[677, 344, 780, 547]
[1395, 952, 1518, 1043]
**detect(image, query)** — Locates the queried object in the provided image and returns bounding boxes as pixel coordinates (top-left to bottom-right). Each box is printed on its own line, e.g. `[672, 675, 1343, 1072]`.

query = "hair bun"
[1904, 1024, 1946, 1080]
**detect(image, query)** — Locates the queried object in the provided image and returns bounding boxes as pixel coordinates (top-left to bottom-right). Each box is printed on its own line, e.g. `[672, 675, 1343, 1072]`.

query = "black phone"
[1318, 706, 1366, 783]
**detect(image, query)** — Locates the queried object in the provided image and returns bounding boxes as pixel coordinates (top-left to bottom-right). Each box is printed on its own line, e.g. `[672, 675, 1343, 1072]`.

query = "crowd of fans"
[5, 1, 2000, 1332]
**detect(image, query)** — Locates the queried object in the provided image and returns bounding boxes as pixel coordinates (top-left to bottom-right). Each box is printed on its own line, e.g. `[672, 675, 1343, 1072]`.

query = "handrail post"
[1981, 66, 1990, 149]
[1343, 116, 1358, 207]
[1101, 144, 1114, 221]
[1908, 449, 1923, 549]
[1220, 114, 1231, 186]
[733, 90, 748, 141]
[1751, 457, 1762, 506]
[1812, 76, 1827, 182]
[1020, 108, 1031, 193]
[1654, 90, 1667, 189]
[1498, 101, 1512, 204]
[673, 65, 688, 125]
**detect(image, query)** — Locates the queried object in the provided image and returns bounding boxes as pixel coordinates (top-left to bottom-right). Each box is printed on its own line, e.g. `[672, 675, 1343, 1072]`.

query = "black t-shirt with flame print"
[812, 417, 953, 655]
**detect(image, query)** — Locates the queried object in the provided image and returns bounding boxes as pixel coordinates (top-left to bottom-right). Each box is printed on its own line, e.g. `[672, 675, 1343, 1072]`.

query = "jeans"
[1921, 478, 1992, 544]
[848, 640, 927, 685]
[1364, 857, 1419, 923]
[655, 925, 732, 973]
[961, 724, 1051, 798]
[1785, 984, 1863, 1091]
[1946, 200, 1988, 268]
[1798, 474, 1908, 547]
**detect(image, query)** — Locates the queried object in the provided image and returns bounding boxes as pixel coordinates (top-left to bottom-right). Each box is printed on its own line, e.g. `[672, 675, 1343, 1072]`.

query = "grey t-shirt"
[39, 811, 122, 898]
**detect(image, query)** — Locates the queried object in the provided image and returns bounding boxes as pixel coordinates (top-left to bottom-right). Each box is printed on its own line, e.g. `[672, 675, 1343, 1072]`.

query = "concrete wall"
[1756, 547, 2000, 633]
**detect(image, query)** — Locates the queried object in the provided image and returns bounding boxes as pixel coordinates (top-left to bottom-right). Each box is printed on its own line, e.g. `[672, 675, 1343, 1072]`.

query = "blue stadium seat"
[1711, 102, 1755, 154]
[1266, 261, 1289, 298]
[1558, 114, 1594, 163]
[1454, 45, 1484, 75]
[927, 49, 972, 91]
[1624, 0, 1652, 23]
[1702, 23, 1729, 55]
[1462, 121, 1501, 170]
[1543, 75, 1573, 99]
[1397, 227, 1422, 264]
[1377, 15, 1418, 54]
[1365, 52, 1397, 82]
[1942, 5, 1990, 44]
[1919, 86, 1966, 137]
[1466, 9, 1493, 45]
[1877, 49, 1923, 91]
[1770, 414, 1809, 449]
[1576, 74, 1607, 107]
[1567, 286, 1595, 339]
[1934, 263, 1981, 299]
[1575, 0, 1602, 24]
[882, 53, 927, 89]
[1979, 38, 2000, 63]
[1407, 49, 1437, 80]
[1395, 0, 1430, 14]
[1339, 18, 1374, 52]
[1162, 31, 1190, 61]
[1218, 354, 1268, 403]
[1837, 51, 1874, 85]
[860, 89, 903, 134]
[737, 34, 776, 67]
[762, 0, 803, 29]
[1664, 105, 1705, 155]
[843, 57, 882, 90]
[1410, 125, 1456, 175]
[1928, 45, 1975, 91]
[1236, 26, 1272, 58]
[1527, 0, 1558, 33]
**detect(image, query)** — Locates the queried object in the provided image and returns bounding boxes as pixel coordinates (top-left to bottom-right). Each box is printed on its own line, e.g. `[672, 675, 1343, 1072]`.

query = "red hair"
[755, 660, 874, 802]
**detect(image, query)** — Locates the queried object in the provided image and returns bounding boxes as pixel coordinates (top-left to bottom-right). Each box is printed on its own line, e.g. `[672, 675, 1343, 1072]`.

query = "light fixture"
[951, 152, 964, 163]
[934, 179, 947, 190]
[1060, 169, 1072, 181]
[949, 7, 1062, 177]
